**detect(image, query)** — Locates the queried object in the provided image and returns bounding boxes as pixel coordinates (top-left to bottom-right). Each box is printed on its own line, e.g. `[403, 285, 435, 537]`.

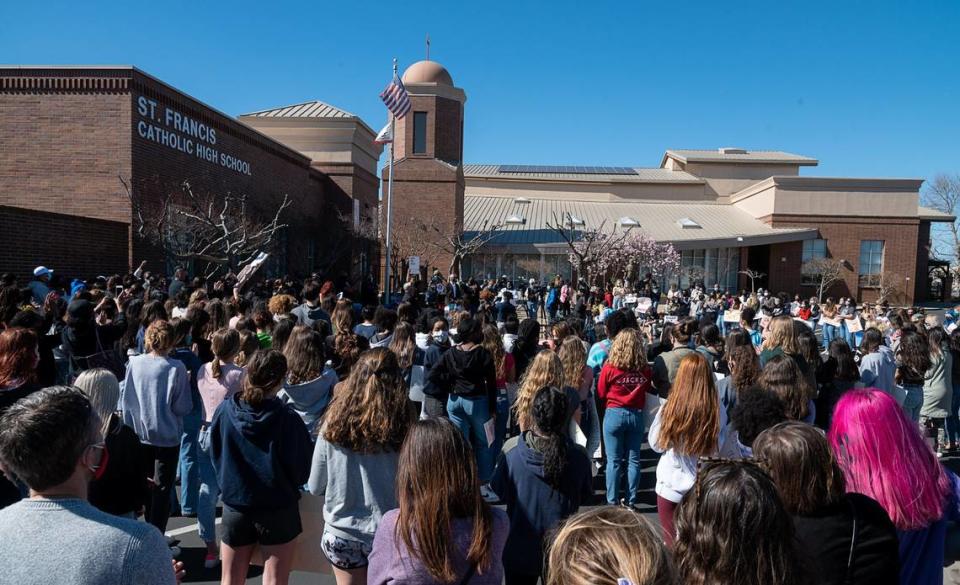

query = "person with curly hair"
[210, 349, 313, 585]
[597, 329, 652, 507]
[309, 348, 412, 584]
[491, 386, 592, 585]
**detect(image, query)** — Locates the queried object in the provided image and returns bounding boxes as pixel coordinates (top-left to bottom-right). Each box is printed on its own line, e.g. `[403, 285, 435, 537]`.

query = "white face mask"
[433, 330, 449, 343]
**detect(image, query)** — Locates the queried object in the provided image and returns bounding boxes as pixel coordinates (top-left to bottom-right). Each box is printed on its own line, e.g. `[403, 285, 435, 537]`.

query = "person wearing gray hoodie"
[279, 326, 338, 436]
[858, 328, 896, 395]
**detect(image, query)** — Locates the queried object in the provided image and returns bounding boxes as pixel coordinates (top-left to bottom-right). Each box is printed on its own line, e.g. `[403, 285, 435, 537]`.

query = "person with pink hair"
[829, 388, 960, 584]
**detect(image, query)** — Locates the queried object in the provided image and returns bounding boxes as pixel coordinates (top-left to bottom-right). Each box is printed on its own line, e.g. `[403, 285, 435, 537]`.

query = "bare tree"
[121, 177, 291, 278]
[313, 205, 378, 277]
[738, 269, 766, 293]
[922, 173, 960, 269]
[876, 271, 903, 305]
[382, 214, 444, 287]
[802, 257, 846, 301]
[545, 212, 633, 285]
[428, 220, 502, 276]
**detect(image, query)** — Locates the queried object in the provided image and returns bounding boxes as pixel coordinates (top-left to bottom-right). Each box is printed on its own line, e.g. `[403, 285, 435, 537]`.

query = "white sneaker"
[480, 484, 499, 503]
[204, 553, 220, 569]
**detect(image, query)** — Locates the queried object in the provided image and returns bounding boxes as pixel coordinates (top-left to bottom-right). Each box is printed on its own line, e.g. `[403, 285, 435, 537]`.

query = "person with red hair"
[829, 388, 960, 583]
[0, 326, 41, 509]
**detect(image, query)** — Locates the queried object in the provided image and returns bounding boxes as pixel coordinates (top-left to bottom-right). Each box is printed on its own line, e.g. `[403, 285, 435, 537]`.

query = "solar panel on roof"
[498, 165, 637, 175]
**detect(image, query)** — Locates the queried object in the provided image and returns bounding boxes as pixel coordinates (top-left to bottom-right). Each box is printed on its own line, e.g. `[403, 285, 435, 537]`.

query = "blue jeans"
[526, 301, 538, 319]
[822, 324, 839, 350]
[178, 410, 202, 515]
[448, 395, 495, 482]
[603, 406, 644, 505]
[494, 392, 509, 457]
[901, 384, 923, 423]
[947, 384, 960, 444]
[196, 426, 219, 543]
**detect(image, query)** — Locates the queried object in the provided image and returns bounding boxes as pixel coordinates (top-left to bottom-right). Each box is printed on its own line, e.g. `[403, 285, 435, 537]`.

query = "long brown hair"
[558, 336, 587, 389]
[655, 353, 719, 456]
[332, 299, 361, 374]
[481, 324, 506, 380]
[396, 418, 495, 583]
[757, 355, 813, 420]
[727, 344, 760, 393]
[283, 325, 326, 384]
[389, 322, 417, 370]
[323, 348, 411, 453]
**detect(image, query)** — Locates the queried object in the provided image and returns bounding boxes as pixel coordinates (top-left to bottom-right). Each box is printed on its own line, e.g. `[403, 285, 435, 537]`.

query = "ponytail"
[531, 386, 569, 490]
[240, 349, 287, 408]
[211, 358, 223, 380]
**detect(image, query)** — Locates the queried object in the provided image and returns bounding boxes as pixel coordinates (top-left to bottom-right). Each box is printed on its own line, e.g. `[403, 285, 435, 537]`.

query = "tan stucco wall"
[238, 117, 382, 175]
[733, 182, 919, 218]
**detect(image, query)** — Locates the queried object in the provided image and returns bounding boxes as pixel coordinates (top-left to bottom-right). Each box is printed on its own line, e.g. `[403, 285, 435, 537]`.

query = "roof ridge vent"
[718, 147, 748, 154]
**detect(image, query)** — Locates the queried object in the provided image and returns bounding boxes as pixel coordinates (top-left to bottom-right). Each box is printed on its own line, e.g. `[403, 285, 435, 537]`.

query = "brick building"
[382, 59, 953, 304]
[0, 66, 380, 283]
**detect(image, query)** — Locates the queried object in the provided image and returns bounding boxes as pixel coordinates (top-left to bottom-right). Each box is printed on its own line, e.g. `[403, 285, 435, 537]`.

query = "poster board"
[636, 297, 652, 314]
[723, 310, 741, 323]
[235, 252, 269, 288]
[408, 255, 420, 275]
[845, 317, 863, 333]
[820, 316, 842, 328]
[663, 315, 679, 324]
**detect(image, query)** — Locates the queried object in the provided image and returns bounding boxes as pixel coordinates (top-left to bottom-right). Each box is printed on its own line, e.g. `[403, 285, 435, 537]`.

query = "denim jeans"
[196, 426, 220, 543]
[448, 395, 495, 482]
[493, 392, 509, 457]
[526, 301, 538, 320]
[947, 384, 960, 444]
[901, 384, 923, 423]
[822, 324, 839, 350]
[178, 410, 202, 515]
[603, 406, 644, 505]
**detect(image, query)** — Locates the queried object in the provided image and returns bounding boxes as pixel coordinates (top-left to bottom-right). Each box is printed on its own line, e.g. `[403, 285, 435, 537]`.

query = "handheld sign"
[846, 318, 863, 333]
[663, 315, 679, 324]
[723, 310, 741, 323]
[636, 297, 652, 314]
[235, 252, 269, 289]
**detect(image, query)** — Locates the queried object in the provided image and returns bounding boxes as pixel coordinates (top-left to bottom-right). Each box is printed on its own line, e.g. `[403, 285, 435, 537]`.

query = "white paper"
[483, 417, 496, 448]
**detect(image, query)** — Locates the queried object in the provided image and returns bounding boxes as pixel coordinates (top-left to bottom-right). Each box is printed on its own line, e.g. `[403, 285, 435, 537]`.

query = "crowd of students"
[1, 264, 960, 585]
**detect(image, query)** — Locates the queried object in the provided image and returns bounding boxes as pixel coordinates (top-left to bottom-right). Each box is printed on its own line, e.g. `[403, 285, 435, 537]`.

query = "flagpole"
[383, 58, 398, 304]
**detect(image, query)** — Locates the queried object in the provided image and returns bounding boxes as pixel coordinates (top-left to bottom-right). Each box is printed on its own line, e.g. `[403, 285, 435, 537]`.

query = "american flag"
[380, 74, 411, 119]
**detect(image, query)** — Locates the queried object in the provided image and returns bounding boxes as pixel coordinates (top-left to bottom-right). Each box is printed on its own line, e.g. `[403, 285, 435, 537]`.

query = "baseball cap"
[33, 266, 53, 278]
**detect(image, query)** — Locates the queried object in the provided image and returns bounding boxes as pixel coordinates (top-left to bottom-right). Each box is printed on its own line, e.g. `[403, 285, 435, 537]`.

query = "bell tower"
[382, 60, 466, 280]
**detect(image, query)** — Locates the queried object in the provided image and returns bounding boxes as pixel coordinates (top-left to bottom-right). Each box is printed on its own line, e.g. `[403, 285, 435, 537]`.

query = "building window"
[858, 240, 884, 287]
[800, 238, 827, 285]
[413, 111, 427, 154]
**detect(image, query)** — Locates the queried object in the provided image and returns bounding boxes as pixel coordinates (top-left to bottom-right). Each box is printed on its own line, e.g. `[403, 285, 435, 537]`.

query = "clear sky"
[2, 0, 958, 180]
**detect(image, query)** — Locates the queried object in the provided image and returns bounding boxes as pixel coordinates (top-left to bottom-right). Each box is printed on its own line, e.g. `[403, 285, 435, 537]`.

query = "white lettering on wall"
[136, 95, 250, 176]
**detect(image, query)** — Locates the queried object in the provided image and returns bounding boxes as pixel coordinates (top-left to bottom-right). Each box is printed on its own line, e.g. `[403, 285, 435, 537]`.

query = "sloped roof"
[917, 206, 957, 222]
[663, 149, 818, 166]
[463, 164, 703, 184]
[464, 195, 816, 249]
[241, 100, 356, 119]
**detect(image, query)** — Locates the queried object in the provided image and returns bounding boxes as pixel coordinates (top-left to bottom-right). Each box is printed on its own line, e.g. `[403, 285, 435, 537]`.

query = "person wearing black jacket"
[754, 422, 899, 585]
[428, 317, 498, 498]
[61, 299, 126, 378]
[210, 349, 313, 585]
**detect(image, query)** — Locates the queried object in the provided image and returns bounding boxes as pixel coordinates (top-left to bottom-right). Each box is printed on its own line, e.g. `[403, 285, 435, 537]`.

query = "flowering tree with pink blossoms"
[617, 231, 681, 282]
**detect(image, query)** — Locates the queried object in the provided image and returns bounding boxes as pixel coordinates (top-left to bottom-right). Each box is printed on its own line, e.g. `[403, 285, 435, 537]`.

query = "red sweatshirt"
[597, 364, 653, 410]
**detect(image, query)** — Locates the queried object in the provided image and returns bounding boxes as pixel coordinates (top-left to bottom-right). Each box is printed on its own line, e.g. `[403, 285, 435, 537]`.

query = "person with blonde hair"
[648, 352, 729, 547]
[546, 507, 673, 585]
[120, 319, 193, 536]
[513, 350, 579, 433]
[598, 329, 653, 507]
[309, 348, 412, 584]
[75, 368, 148, 519]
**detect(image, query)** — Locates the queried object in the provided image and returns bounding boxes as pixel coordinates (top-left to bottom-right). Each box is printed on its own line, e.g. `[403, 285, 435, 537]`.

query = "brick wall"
[393, 94, 463, 164]
[767, 214, 921, 304]
[0, 205, 128, 279]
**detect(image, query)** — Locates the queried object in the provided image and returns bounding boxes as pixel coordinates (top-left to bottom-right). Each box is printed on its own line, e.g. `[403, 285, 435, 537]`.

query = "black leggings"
[140, 444, 180, 533]
[505, 571, 540, 585]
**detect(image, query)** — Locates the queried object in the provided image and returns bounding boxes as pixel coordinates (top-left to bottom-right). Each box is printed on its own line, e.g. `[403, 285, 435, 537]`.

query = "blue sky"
[2, 0, 958, 180]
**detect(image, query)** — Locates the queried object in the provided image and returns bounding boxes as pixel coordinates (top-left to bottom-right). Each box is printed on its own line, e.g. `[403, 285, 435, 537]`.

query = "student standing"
[210, 349, 313, 585]
[120, 320, 193, 535]
[648, 352, 729, 547]
[280, 325, 338, 435]
[491, 386, 593, 585]
[597, 329, 652, 507]
[368, 418, 509, 585]
[309, 348, 412, 585]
